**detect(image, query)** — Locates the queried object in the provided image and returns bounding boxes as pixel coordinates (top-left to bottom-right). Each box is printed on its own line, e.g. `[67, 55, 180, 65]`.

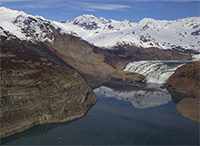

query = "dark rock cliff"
[166, 61, 200, 98]
[0, 47, 97, 138]
[1, 31, 145, 84]
[49, 34, 115, 82]
[93, 44, 193, 70]
[166, 62, 200, 122]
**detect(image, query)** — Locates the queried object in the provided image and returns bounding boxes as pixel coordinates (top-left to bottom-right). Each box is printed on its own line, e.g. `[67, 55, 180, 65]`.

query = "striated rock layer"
[0, 34, 145, 84]
[93, 45, 192, 70]
[166, 62, 200, 122]
[0, 47, 97, 138]
[166, 61, 200, 98]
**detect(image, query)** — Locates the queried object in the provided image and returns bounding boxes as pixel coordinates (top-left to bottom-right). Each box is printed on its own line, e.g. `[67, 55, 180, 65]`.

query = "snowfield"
[63, 14, 200, 51]
[0, 7, 200, 52]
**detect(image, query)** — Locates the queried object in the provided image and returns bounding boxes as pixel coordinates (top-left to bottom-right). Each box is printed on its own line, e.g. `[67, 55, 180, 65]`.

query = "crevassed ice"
[124, 60, 194, 84]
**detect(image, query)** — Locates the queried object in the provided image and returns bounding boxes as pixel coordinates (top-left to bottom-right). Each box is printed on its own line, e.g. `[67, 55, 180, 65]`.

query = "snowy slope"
[1, 7, 199, 52]
[63, 15, 200, 51]
[0, 7, 76, 43]
[94, 86, 172, 109]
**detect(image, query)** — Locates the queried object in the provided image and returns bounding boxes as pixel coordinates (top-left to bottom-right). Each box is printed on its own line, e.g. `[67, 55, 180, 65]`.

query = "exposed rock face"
[1, 29, 146, 84]
[0, 47, 97, 138]
[166, 62, 200, 122]
[166, 61, 200, 98]
[107, 71, 145, 84]
[49, 34, 115, 82]
[93, 45, 192, 70]
[0, 30, 70, 68]
[1, 8, 191, 84]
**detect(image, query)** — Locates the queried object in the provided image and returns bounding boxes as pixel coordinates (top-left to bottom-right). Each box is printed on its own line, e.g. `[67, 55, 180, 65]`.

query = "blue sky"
[0, 0, 199, 22]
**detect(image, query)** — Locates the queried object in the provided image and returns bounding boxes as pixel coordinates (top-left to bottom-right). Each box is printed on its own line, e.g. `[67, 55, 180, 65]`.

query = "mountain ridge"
[63, 14, 200, 51]
[1, 7, 200, 53]
[0, 7, 146, 83]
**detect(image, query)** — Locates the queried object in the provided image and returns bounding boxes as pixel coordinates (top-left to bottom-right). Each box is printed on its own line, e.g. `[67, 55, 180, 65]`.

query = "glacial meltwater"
[1, 83, 199, 145]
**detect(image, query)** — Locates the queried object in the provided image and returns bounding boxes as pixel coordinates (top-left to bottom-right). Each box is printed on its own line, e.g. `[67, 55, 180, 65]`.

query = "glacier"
[124, 60, 195, 84]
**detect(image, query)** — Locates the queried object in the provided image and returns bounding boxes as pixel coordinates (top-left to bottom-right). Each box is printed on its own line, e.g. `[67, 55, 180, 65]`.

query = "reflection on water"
[167, 88, 200, 122]
[94, 85, 172, 109]
[1, 83, 199, 145]
[176, 98, 199, 122]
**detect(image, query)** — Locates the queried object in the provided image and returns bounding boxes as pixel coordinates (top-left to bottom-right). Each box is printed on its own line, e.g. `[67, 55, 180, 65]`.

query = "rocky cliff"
[1, 25, 145, 84]
[166, 61, 200, 98]
[93, 45, 193, 70]
[1, 7, 193, 84]
[49, 34, 115, 82]
[166, 62, 199, 122]
[0, 47, 97, 138]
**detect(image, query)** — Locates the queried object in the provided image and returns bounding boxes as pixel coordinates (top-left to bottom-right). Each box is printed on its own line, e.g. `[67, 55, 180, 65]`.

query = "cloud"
[0, 0, 35, 2]
[1, 0, 199, 3]
[74, 2, 131, 11]
[83, 0, 200, 2]
[22, 4, 50, 9]
[121, 0, 200, 1]
[1, 0, 199, 10]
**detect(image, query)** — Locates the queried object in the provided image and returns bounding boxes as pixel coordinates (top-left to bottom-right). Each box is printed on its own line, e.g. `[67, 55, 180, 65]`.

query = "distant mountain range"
[0, 7, 199, 83]
[1, 7, 199, 52]
[63, 14, 200, 50]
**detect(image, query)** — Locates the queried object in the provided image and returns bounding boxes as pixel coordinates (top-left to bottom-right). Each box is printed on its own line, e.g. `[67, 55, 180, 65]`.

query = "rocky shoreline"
[0, 47, 97, 138]
[166, 61, 200, 122]
[166, 61, 200, 98]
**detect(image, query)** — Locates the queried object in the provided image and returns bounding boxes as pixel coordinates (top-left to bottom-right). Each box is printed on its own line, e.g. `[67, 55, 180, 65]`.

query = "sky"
[0, 0, 199, 22]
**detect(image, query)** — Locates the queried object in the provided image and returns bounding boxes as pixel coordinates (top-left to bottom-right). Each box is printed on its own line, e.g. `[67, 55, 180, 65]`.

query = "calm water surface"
[1, 84, 199, 145]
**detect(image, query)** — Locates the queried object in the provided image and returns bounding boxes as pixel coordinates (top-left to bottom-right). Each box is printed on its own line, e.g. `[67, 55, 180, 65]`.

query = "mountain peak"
[82, 14, 96, 18]
[0, 7, 28, 22]
[72, 14, 110, 23]
[0, 7, 200, 52]
[67, 14, 112, 30]
[138, 18, 156, 25]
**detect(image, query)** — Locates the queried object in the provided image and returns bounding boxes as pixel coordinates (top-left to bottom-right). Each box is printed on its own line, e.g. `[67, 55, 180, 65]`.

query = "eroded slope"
[0, 47, 97, 138]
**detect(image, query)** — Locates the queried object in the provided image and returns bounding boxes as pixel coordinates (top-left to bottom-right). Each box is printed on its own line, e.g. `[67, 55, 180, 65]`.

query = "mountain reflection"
[94, 84, 172, 109]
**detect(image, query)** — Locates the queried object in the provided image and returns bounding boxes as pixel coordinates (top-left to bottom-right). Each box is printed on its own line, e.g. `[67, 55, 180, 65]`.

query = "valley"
[0, 6, 199, 145]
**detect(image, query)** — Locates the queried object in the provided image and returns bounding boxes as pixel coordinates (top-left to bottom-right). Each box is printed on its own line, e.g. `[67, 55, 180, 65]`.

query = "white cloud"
[1, 0, 198, 10]
[22, 4, 50, 9]
[0, 0, 35, 2]
[74, 2, 131, 11]
[122, 0, 200, 1]
[84, 0, 200, 2]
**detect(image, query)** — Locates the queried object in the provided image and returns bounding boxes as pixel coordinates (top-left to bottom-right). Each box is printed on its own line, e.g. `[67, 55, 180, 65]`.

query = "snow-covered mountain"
[0, 7, 52, 42]
[62, 14, 200, 51]
[0, 7, 77, 43]
[94, 86, 172, 109]
[0, 7, 116, 82]
[1, 7, 200, 52]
